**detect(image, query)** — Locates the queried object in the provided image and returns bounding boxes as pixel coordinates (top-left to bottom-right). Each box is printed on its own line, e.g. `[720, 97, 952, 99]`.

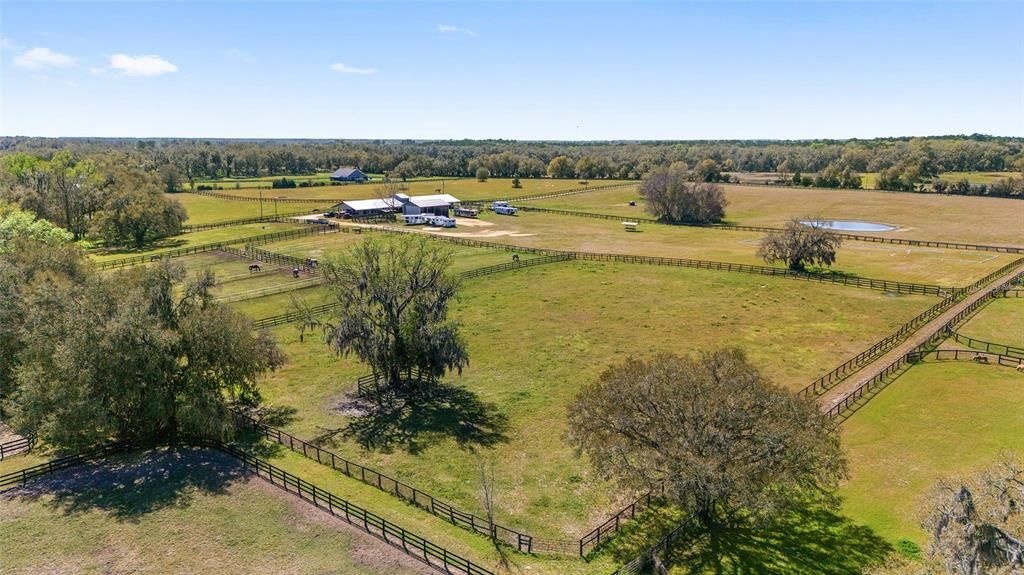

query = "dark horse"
[249, 264, 261, 273]
[512, 254, 520, 263]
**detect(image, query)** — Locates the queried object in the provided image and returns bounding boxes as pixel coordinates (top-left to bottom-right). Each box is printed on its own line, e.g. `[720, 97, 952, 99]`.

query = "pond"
[800, 219, 898, 232]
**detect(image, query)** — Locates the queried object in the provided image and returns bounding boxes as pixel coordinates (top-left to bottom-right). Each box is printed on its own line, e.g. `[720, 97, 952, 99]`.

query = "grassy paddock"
[522, 184, 1024, 247]
[840, 362, 1024, 547]
[252, 262, 935, 541]
[957, 297, 1024, 348]
[0, 448, 434, 575]
[376, 212, 1010, 286]
[88, 222, 309, 263]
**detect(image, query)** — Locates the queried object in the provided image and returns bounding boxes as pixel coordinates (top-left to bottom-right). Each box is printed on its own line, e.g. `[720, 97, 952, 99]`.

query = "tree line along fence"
[512, 205, 1024, 255]
[0, 435, 34, 460]
[180, 210, 318, 233]
[824, 268, 1024, 420]
[798, 257, 1024, 398]
[0, 438, 494, 575]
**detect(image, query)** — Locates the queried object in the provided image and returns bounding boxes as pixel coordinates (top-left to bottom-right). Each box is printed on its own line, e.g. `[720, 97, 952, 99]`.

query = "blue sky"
[2, 1, 1021, 139]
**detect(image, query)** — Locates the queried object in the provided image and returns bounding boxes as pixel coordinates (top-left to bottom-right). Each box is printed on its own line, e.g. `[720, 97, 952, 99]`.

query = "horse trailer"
[492, 201, 518, 215]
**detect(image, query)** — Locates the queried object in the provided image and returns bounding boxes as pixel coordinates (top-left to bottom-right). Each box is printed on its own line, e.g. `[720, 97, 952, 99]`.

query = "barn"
[336, 198, 399, 217]
[397, 194, 460, 216]
[329, 167, 370, 182]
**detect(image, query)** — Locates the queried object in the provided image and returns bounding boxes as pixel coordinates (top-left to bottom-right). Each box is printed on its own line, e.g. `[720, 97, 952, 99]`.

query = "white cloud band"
[109, 54, 178, 76]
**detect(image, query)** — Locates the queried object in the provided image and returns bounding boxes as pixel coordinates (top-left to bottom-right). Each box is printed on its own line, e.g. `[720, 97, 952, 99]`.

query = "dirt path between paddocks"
[817, 263, 1024, 412]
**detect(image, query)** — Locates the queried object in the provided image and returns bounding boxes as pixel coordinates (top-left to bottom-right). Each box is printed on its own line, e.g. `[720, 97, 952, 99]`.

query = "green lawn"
[958, 297, 1024, 349]
[373, 212, 1010, 287]
[251, 261, 935, 544]
[840, 362, 1024, 547]
[0, 448, 434, 575]
[522, 183, 1024, 247]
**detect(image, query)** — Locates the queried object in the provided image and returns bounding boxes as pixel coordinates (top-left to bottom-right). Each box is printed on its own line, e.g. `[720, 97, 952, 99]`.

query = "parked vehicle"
[424, 215, 456, 228]
[492, 201, 518, 215]
[402, 214, 428, 225]
[454, 207, 479, 218]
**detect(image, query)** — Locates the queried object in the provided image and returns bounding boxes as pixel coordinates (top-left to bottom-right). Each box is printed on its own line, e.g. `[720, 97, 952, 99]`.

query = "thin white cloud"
[437, 24, 478, 37]
[108, 54, 178, 76]
[224, 48, 255, 64]
[1, 37, 21, 50]
[14, 47, 76, 69]
[330, 62, 376, 75]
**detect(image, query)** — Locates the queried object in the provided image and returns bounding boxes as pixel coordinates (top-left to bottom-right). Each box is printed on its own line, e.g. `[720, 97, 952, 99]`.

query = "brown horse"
[249, 264, 261, 273]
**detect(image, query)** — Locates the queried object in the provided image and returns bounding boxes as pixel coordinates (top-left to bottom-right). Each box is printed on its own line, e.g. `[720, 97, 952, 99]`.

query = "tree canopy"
[566, 349, 846, 532]
[2, 246, 283, 449]
[306, 235, 469, 394]
[638, 165, 728, 223]
[758, 218, 844, 271]
[0, 201, 72, 252]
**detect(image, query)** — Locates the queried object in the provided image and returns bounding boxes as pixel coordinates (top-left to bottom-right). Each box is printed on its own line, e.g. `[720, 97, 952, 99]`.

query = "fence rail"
[0, 439, 493, 575]
[949, 332, 1024, 359]
[233, 412, 539, 554]
[907, 349, 1024, 367]
[95, 222, 340, 270]
[514, 205, 1024, 255]
[579, 485, 665, 556]
[0, 435, 34, 460]
[187, 190, 335, 205]
[460, 254, 576, 279]
[609, 516, 697, 575]
[799, 257, 1024, 397]
[825, 269, 1024, 420]
[181, 210, 317, 232]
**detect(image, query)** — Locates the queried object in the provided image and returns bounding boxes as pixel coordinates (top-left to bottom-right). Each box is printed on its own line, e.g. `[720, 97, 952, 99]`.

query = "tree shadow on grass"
[1, 447, 246, 522]
[319, 382, 510, 455]
[664, 502, 892, 575]
[596, 499, 891, 575]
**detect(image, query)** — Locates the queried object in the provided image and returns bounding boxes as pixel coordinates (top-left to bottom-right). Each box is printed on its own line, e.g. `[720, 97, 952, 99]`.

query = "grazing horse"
[1016, 361, 1024, 373]
[150, 255, 162, 262]
[512, 254, 520, 263]
[972, 353, 989, 364]
[249, 264, 261, 273]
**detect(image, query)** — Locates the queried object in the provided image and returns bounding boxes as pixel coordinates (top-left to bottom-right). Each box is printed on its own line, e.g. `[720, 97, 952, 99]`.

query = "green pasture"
[957, 297, 1024, 348]
[520, 183, 1024, 247]
[0, 448, 432, 575]
[87, 222, 308, 263]
[840, 361, 1024, 547]
[247, 261, 935, 544]
[375, 212, 1010, 287]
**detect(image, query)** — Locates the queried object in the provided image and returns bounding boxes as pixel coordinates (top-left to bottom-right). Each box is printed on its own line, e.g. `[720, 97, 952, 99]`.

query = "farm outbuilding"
[329, 167, 370, 182]
[330, 193, 460, 219]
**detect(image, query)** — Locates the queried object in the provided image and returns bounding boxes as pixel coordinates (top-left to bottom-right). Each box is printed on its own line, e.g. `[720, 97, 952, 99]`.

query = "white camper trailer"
[424, 215, 456, 228]
[492, 201, 518, 216]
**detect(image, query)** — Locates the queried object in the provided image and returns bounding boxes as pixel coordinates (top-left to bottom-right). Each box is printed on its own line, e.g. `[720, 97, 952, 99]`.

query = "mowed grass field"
[840, 361, 1024, 547]
[521, 184, 1024, 247]
[369, 212, 1011, 287]
[167, 192, 324, 225]
[249, 261, 936, 542]
[957, 297, 1024, 348]
[0, 449, 434, 575]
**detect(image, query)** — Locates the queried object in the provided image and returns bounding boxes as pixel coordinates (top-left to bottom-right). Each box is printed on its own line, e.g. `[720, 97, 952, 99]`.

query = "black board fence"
[249, 254, 576, 330]
[95, 222, 341, 270]
[799, 257, 1024, 398]
[0, 435, 34, 460]
[181, 210, 317, 233]
[948, 331, 1024, 359]
[825, 269, 1024, 420]
[513, 205, 1024, 255]
[578, 485, 665, 557]
[608, 515, 697, 575]
[187, 190, 334, 205]
[232, 411, 542, 554]
[906, 349, 1023, 368]
[0, 439, 493, 575]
